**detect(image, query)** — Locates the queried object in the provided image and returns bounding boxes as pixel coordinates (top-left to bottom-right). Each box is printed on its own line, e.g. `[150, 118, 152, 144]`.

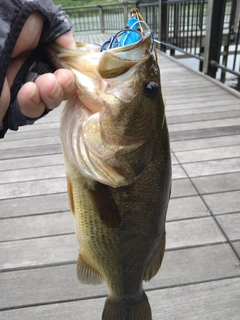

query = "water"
[167, 48, 240, 93]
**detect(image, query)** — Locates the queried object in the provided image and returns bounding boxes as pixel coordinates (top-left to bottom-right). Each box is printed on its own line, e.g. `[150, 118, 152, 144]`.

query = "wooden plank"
[166, 216, 225, 249]
[0, 165, 65, 184]
[0, 136, 61, 150]
[167, 103, 240, 117]
[0, 212, 73, 242]
[203, 191, 240, 215]
[0, 154, 64, 171]
[192, 172, 240, 194]
[5, 121, 60, 133]
[235, 241, 240, 257]
[170, 126, 240, 141]
[165, 90, 230, 100]
[170, 153, 178, 165]
[182, 157, 240, 177]
[0, 195, 209, 242]
[175, 145, 240, 163]
[0, 244, 238, 311]
[0, 217, 226, 271]
[171, 178, 198, 198]
[0, 193, 69, 218]
[0, 234, 77, 271]
[167, 196, 208, 221]
[149, 278, 240, 320]
[0, 144, 62, 161]
[1, 278, 239, 320]
[171, 134, 240, 152]
[2, 128, 60, 142]
[172, 164, 187, 179]
[217, 213, 240, 241]
[0, 178, 66, 200]
[167, 110, 240, 125]
[169, 117, 240, 132]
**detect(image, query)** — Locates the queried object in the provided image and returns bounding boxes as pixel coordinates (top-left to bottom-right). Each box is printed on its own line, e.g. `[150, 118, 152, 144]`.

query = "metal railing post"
[160, 0, 168, 52]
[234, 0, 240, 33]
[98, 5, 105, 33]
[123, 2, 129, 27]
[158, 0, 162, 41]
[203, 0, 226, 78]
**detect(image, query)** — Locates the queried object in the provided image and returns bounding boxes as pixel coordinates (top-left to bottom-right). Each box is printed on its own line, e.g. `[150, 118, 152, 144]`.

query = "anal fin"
[144, 234, 166, 282]
[77, 254, 104, 285]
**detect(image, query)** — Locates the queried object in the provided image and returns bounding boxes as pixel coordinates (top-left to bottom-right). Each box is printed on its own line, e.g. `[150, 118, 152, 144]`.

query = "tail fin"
[102, 291, 152, 320]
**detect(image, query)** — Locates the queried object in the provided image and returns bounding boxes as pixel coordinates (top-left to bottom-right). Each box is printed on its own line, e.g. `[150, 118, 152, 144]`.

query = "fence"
[63, 1, 240, 90]
[64, 2, 135, 33]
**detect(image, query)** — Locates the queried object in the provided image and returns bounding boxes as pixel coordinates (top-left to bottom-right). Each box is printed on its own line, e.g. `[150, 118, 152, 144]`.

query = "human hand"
[0, 3, 76, 137]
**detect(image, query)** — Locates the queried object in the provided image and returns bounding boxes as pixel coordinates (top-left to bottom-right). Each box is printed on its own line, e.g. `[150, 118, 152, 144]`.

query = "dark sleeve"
[0, 0, 74, 138]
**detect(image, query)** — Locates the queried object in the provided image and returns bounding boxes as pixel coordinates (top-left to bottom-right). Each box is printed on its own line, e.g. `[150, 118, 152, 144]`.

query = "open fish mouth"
[46, 24, 162, 188]
[47, 27, 155, 114]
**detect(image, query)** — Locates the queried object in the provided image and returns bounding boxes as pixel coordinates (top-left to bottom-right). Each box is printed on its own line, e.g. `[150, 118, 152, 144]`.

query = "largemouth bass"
[47, 32, 171, 320]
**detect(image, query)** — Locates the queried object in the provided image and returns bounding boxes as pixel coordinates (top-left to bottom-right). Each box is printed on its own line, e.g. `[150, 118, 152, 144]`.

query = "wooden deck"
[0, 33, 240, 320]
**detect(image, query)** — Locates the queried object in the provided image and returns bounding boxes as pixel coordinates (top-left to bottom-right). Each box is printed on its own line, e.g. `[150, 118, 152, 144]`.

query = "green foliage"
[52, 0, 117, 7]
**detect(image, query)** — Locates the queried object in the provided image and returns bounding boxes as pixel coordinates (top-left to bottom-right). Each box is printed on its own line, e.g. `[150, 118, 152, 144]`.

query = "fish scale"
[47, 28, 171, 320]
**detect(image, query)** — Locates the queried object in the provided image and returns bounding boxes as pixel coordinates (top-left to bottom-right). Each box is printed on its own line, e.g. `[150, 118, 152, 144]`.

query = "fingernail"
[49, 81, 61, 99]
[54, 30, 77, 50]
[30, 83, 41, 104]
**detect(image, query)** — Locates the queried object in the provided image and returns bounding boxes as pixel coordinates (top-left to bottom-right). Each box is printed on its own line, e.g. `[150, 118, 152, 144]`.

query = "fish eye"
[145, 81, 159, 100]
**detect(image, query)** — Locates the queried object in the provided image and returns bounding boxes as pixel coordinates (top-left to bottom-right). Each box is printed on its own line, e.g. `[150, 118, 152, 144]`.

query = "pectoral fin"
[144, 234, 166, 281]
[85, 182, 121, 229]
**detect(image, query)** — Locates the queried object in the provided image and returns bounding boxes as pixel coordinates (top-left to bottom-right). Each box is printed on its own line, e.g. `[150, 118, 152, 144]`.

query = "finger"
[54, 69, 76, 100]
[54, 29, 76, 50]
[12, 12, 44, 58]
[17, 82, 45, 118]
[0, 78, 10, 126]
[17, 70, 75, 119]
[35, 73, 64, 110]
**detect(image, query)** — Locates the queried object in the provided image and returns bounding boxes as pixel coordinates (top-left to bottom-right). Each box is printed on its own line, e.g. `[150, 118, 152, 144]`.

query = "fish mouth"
[47, 33, 158, 188]
[46, 32, 153, 115]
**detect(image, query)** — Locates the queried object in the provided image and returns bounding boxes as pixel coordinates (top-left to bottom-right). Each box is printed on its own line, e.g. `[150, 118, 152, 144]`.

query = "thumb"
[54, 29, 76, 50]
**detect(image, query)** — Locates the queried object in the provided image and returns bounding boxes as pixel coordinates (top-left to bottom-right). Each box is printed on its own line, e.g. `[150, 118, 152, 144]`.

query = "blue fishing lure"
[119, 17, 141, 46]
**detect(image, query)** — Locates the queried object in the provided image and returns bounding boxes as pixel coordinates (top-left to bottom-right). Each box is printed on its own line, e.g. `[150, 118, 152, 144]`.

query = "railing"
[63, 1, 240, 90]
[140, 0, 240, 89]
[64, 2, 135, 33]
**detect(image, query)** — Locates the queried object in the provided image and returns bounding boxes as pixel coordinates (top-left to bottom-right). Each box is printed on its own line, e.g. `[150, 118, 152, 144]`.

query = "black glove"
[0, 0, 74, 138]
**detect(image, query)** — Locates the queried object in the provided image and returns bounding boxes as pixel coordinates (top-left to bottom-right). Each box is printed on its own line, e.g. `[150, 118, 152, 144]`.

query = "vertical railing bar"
[186, 1, 190, 51]
[195, 0, 200, 56]
[180, 3, 183, 48]
[233, 19, 240, 70]
[186, 1, 189, 51]
[184, 2, 188, 50]
[191, 0, 195, 54]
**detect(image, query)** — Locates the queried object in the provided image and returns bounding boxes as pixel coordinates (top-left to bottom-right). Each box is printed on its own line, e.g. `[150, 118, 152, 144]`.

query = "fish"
[47, 31, 171, 320]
